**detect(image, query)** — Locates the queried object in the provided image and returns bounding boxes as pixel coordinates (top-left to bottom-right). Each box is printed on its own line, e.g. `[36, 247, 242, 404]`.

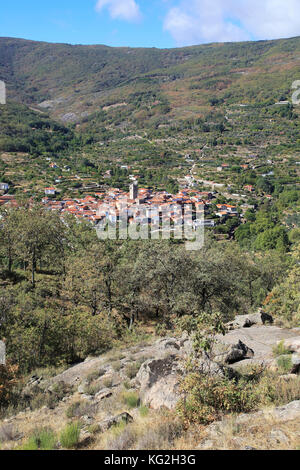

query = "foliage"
[177, 373, 259, 425]
[19, 427, 56, 450]
[0, 362, 19, 409]
[59, 421, 81, 449]
[264, 243, 300, 327]
[121, 391, 140, 409]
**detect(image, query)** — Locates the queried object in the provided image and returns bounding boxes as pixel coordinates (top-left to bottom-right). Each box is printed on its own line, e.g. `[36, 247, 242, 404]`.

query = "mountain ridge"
[1, 35, 300, 124]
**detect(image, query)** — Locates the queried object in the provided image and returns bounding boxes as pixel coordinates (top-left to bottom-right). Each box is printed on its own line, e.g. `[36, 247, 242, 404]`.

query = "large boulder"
[224, 340, 254, 364]
[136, 355, 182, 410]
[226, 310, 273, 330]
[135, 351, 232, 410]
[213, 340, 254, 365]
[280, 337, 300, 354]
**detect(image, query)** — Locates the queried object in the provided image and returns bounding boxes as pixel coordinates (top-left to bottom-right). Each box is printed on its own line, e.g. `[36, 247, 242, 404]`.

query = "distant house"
[0, 183, 9, 191]
[244, 185, 255, 192]
[45, 187, 56, 196]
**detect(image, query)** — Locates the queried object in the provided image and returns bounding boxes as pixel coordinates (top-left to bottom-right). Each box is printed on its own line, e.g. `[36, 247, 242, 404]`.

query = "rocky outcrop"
[226, 310, 273, 330]
[136, 355, 183, 410]
[216, 325, 300, 370]
[27, 326, 300, 414]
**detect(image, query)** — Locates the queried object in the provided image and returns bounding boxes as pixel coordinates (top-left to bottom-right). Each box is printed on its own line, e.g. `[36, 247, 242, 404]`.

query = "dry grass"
[197, 412, 300, 450]
[91, 410, 184, 451]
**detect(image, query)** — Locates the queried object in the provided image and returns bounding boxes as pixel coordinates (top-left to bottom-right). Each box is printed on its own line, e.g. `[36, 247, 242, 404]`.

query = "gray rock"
[99, 412, 133, 432]
[225, 340, 254, 364]
[280, 337, 300, 353]
[136, 355, 183, 410]
[216, 326, 300, 369]
[291, 354, 300, 373]
[82, 415, 94, 425]
[197, 357, 230, 377]
[94, 388, 113, 402]
[269, 429, 289, 444]
[292, 354, 300, 366]
[226, 310, 273, 330]
[78, 383, 87, 394]
[226, 313, 262, 330]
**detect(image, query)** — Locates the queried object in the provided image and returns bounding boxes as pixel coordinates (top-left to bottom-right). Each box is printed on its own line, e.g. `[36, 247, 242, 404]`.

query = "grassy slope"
[1, 36, 300, 122]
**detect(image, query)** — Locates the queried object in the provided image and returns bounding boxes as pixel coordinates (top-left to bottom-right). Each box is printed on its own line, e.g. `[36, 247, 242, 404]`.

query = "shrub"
[111, 360, 122, 372]
[66, 400, 97, 419]
[30, 382, 74, 411]
[84, 381, 102, 396]
[135, 417, 183, 450]
[102, 377, 113, 388]
[60, 422, 81, 449]
[277, 355, 293, 374]
[0, 424, 17, 443]
[272, 341, 292, 357]
[256, 373, 300, 406]
[0, 363, 19, 408]
[125, 360, 143, 379]
[86, 368, 106, 384]
[123, 380, 131, 390]
[177, 373, 259, 425]
[122, 391, 140, 409]
[106, 428, 137, 450]
[20, 427, 56, 450]
[139, 405, 149, 417]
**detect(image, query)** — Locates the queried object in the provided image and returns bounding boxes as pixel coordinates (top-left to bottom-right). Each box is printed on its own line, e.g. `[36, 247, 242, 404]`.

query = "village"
[41, 181, 243, 233]
[0, 174, 260, 236]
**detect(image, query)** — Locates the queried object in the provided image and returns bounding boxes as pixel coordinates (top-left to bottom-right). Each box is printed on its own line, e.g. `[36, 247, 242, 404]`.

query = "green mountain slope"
[0, 36, 299, 202]
[1, 36, 300, 124]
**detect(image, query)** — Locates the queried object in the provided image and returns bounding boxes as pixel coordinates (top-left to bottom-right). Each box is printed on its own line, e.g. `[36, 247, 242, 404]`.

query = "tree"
[14, 207, 66, 286]
[0, 208, 19, 273]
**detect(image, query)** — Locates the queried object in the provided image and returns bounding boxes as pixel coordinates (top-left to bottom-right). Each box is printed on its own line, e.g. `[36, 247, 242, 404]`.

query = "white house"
[0, 183, 9, 191]
[45, 187, 56, 196]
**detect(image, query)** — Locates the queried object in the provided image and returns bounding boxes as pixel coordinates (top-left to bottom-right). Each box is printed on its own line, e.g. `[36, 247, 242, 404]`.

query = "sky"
[1, 0, 300, 48]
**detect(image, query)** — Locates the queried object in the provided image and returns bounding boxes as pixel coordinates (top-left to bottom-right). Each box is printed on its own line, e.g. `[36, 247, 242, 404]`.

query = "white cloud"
[164, 0, 300, 46]
[95, 0, 142, 22]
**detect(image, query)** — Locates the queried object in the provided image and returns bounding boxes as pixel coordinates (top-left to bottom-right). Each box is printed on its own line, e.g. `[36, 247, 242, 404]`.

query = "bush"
[0, 363, 19, 408]
[84, 381, 102, 396]
[276, 355, 293, 374]
[0, 424, 17, 443]
[256, 373, 300, 406]
[125, 362, 140, 379]
[60, 422, 81, 449]
[272, 341, 292, 357]
[66, 400, 97, 419]
[106, 428, 137, 450]
[177, 373, 259, 425]
[139, 405, 149, 417]
[125, 361, 142, 379]
[30, 382, 74, 411]
[135, 417, 183, 450]
[20, 427, 56, 450]
[102, 377, 113, 388]
[111, 360, 122, 372]
[123, 380, 131, 390]
[122, 391, 140, 409]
